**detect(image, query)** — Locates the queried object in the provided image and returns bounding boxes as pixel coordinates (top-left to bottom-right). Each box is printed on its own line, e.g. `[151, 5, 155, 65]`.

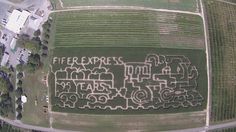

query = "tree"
[42, 45, 48, 50]
[34, 29, 41, 37]
[17, 72, 23, 79]
[0, 78, 8, 94]
[42, 21, 51, 29]
[42, 40, 48, 45]
[16, 64, 24, 72]
[17, 35, 41, 54]
[25, 64, 36, 73]
[41, 53, 48, 58]
[16, 113, 22, 120]
[26, 54, 42, 72]
[0, 93, 13, 117]
[0, 66, 11, 74]
[17, 80, 22, 87]
[15, 87, 23, 98]
[16, 104, 22, 113]
[16, 34, 30, 48]
[24, 41, 41, 54]
[43, 33, 50, 40]
[16, 97, 22, 105]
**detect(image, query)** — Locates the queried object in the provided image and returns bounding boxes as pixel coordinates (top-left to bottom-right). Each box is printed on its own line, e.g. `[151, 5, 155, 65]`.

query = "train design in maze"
[50, 54, 204, 110]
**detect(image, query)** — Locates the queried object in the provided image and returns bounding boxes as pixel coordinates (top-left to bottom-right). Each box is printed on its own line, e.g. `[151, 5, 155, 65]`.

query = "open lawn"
[60, 0, 198, 12]
[21, 70, 49, 127]
[52, 10, 204, 49]
[204, 0, 236, 123]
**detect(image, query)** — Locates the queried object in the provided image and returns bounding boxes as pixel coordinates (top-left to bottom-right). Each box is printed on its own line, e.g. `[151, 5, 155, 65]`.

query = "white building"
[5, 10, 31, 34]
[1, 52, 9, 66]
[28, 16, 43, 31]
[10, 37, 17, 50]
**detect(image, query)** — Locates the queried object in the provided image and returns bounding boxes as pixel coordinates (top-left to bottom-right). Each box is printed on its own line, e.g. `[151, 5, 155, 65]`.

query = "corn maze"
[49, 9, 207, 114]
[49, 48, 207, 114]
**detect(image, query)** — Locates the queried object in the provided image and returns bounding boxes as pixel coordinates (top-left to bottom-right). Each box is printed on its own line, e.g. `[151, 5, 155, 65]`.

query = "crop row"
[53, 10, 204, 49]
[205, 0, 236, 122]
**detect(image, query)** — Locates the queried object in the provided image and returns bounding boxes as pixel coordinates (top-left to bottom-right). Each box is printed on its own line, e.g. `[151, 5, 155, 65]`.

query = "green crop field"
[49, 47, 207, 114]
[49, 10, 207, 114]
[52, 10, 204, 49]
[208, 127, 236, 132]
[60, 0, 198, 12]
[48, 10, 207, 115]
[205, 0, 236, 123]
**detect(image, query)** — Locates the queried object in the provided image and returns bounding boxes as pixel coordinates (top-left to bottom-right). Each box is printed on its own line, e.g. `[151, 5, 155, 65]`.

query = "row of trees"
[0, 76, 14, 117]
[41, 19, 52, 58]
[0, 120, 22, 131]
[15, 72, 24, 120]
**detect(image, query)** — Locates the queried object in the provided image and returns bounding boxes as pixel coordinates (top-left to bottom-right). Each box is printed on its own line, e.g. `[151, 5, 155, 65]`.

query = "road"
[216, 0, 236, 6]
[199, 0, 212, 127]
[0, 116, 78, 132]
[52, 6, 201, 16]
[1, 115, 236, 132]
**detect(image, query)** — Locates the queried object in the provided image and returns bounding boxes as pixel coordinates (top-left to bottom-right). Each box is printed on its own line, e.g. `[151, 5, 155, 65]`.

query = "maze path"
[51, 54, 204, 110]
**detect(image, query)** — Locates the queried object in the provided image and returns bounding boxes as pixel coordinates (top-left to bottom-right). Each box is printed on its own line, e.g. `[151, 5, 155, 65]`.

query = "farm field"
[225, 0, 236, 4]
[52, 10, 204, 49]
[60, 0, 198, 12]
[48, 8, 207, 131]
[49, 47, 207, 114]
[51, 111, 206, 131]
[204, 0, 236, 123]
[208, 126, 236, 132]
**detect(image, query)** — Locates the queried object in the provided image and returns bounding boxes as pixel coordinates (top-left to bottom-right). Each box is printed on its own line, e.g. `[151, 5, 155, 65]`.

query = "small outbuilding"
[0, 52, 9, 66]
[21, 95, 27, 104]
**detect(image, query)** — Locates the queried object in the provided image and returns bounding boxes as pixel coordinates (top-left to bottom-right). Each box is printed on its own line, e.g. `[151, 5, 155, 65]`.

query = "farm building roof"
[5, 10, 31, 34]
[0, 52, 9, 66]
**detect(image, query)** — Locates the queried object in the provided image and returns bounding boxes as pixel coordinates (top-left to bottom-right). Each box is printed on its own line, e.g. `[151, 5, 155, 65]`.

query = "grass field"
[204, 0, 236, 123]
[60, 0, 198, 12]
[52, 10, 204, 49]
[52, 111, 206, 131]
[21, 70, 49, 127]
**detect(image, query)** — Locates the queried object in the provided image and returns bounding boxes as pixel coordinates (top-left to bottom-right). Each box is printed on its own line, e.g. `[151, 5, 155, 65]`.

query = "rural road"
[199, 0, 212, 127]
[52, 6, 201, 16]
[1, 116, 236, 132]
